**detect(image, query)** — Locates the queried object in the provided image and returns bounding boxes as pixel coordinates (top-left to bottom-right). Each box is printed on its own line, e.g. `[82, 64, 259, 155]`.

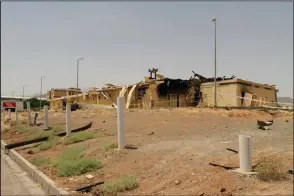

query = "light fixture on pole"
[212, 17, 217, 108]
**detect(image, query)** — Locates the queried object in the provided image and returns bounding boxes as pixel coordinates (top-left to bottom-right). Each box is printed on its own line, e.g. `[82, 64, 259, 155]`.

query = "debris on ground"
[174, 180, 181, 185]
[86, 174, 94, 179]
[148, 131, 154, 135]
[208, 162, 237, 170]
[257, 120, 274, 130]
[226, 148, 238, 154]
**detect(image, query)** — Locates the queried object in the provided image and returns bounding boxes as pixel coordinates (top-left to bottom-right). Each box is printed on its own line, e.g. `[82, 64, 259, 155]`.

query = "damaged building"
[47, 69, 278, 110]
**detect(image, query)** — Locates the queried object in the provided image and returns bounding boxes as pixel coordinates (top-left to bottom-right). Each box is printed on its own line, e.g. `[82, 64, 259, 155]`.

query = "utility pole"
[22, 85, 27, 100]
[40, 76, 46, 109]
[12, 91, 16, 98]
[76, 57, 83, 103]
[212, 18, 217, 108]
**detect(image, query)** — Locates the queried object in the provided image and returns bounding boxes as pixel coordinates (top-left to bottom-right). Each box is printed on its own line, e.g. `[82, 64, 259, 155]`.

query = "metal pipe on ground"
[117, 97, 125, 149]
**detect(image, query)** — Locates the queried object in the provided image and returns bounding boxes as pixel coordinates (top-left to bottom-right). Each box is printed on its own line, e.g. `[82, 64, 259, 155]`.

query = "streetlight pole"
[212, 18, 217, 108]
[22, 85, 27, 100]
[76, 58, 83, 103]
[40, 76, 46, 109]
[12, 91, 16, 98]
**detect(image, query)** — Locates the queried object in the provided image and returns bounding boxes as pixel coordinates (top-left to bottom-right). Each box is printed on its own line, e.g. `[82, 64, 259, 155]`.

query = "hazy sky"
[2, 2, 293, 97]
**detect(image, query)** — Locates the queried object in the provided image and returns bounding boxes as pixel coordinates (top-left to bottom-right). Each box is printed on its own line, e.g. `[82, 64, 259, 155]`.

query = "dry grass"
[93, 175, 138, 196]
[30, 156, 52, 167]
[56, 147, 102, 177]
[51, 126, 63, 133]
[254, 155, 288, 182]
[64, 131, 95, 145]
[2, 127, 9, 133]
[102, 141, 118, 151]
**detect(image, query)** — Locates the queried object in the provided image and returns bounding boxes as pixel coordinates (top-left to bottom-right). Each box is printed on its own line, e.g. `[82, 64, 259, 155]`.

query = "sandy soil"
[3, 108, 293, 195]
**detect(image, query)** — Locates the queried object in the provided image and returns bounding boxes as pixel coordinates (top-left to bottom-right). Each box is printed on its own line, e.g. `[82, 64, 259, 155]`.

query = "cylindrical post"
[27, 102, 32, 125]
[8, 109, 11, 120]
[43, 105, 49, 130]
[15, 109, 19, 124]
[239, 135, 252, 172]
[1, 108, 4, 121]
[117, 97, 125, 149]
[66, 104, 71, 137]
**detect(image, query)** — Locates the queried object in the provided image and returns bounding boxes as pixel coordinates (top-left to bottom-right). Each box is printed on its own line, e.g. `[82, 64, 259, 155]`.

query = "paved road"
[1, 151, 46, 196]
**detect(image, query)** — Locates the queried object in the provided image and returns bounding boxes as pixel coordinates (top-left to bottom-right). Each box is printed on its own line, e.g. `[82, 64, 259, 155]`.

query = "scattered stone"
[198, 192, 204, 196]
[86, 174, 94, 179]
[220, 188, 226, 192]
[285, 120, 289, 122]
[191, 173, 195, 176]
[103, 120, 106, 123]
[174, 180, 181, 185]
[27, 150, 34, 154]
[148, 131, 154, 135]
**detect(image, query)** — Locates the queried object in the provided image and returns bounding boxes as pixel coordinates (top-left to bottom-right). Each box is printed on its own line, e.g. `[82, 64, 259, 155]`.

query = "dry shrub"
[102, 141, 118, 151]
[93, 175, 138, 196]
[254, 155, 288, 182]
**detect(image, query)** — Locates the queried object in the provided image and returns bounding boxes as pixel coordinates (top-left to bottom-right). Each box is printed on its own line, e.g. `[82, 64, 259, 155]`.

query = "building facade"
[47, 71, 278, 110]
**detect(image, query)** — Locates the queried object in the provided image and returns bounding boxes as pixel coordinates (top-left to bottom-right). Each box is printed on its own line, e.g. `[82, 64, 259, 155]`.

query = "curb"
[1, 140, 69, 195]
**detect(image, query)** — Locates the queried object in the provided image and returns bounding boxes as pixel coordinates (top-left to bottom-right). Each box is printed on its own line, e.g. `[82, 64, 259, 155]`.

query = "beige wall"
[200, 83, 238, 107]
[236, 84, 277, 107]
[200, 81, 277, 107]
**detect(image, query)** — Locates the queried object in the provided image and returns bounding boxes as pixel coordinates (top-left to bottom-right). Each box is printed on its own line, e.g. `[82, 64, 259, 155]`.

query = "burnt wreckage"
[155, 71, 235, 107]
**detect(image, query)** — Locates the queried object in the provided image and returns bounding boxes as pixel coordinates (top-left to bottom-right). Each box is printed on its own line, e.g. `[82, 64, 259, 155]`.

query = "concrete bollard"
[239, 135, 252, 172]
[8, 109, 11, 120]
[15, 109, 19, 124]
[43, 105, 49, 130]
[117, 97, 125, 149]
[26, 102, 32, 125]
[66, 104, 71, 137]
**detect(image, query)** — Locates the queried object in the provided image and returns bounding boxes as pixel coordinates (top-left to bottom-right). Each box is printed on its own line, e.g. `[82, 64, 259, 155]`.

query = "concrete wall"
[236, 83, 277, 107]
[200, 83, 238, 107]
[200, 81, 277, 107]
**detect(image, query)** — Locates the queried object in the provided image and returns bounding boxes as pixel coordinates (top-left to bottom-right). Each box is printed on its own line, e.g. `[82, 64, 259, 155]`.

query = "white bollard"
[15, 109, 19, 124]
[8, 109, 11, 120]
[26, 102, 32, 125]
[239, 135, 252, 172]
[66, 104, 71, 137]
[117, 97, 125, 149]
[43, 105, 49, 130]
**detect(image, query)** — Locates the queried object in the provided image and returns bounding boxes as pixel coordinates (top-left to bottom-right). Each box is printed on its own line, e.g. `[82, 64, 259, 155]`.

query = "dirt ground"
[2, 108, 294, 195]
